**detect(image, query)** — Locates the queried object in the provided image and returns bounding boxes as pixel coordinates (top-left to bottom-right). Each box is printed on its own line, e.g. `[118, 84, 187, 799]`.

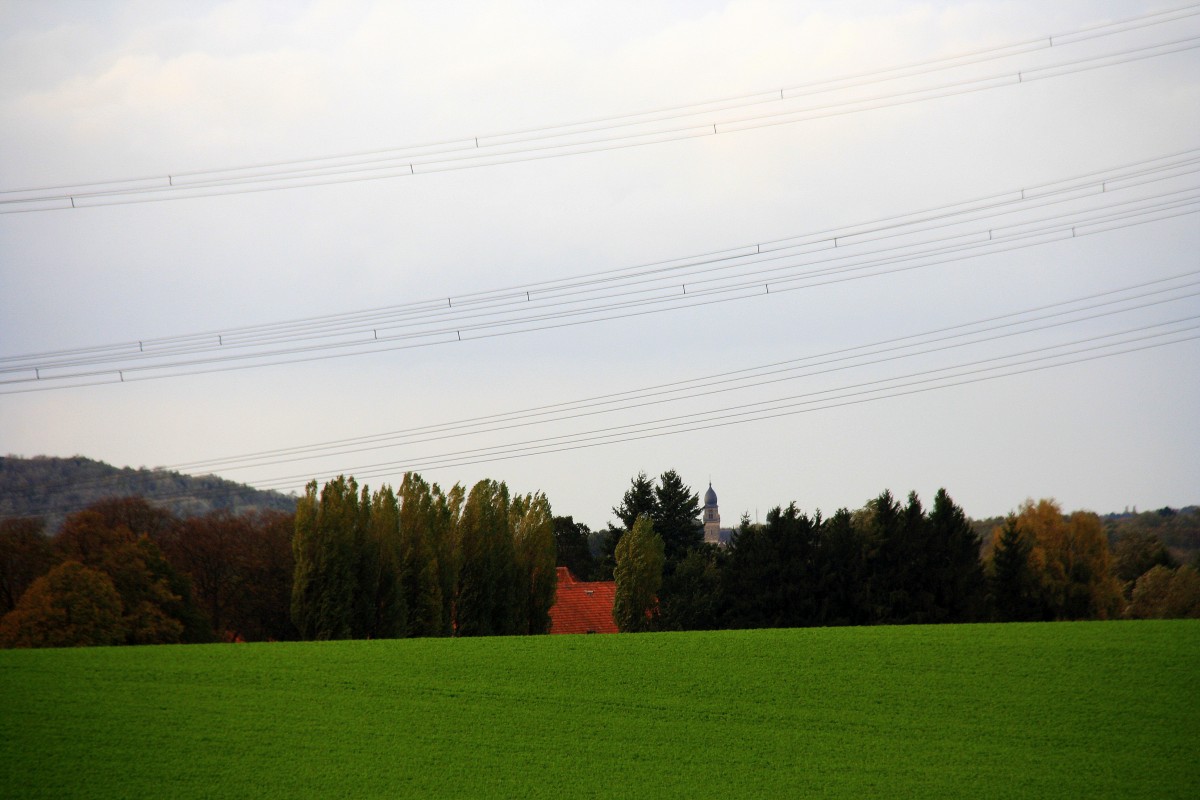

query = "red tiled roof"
[548, 566, 619, 634]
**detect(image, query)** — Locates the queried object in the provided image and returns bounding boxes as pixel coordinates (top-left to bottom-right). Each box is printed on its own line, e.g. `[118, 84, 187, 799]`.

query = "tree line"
[0, 472, 556, 647]
[1, 468, 1196, 647]
[290, 474, 555, 640]
[583, 471, 1200, 632]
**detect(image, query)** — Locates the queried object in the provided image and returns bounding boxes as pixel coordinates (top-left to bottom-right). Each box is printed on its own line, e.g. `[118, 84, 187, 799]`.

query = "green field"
[1, 621, 1196, 798]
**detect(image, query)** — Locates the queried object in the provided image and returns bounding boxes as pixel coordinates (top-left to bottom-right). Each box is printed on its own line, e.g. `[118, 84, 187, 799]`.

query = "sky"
[2, 0, 1198, 530]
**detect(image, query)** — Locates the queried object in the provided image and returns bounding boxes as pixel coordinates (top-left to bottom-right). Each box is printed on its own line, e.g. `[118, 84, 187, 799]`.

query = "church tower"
[703, 483, 721, 545]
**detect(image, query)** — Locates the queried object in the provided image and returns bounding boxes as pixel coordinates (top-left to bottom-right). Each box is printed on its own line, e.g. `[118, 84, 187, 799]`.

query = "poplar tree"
[291, 476, 359, 640]
[435, 483, 464, 636]
[398, 473, 443, 637]
[455, 480, 519, 636]
[613, 515, 664, 632]
[512, 492, 557, 635]
[367, 485, 407, 639]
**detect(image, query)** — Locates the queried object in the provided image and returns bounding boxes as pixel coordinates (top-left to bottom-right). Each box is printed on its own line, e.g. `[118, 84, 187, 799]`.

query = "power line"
[165, 285, 1200, 475]
[3, 154, 1197, 391]
[15, 274, 1197, 503]
[2, 6, 1197, 212]
[8, 146, 1194, 364]
[10, 320, 1196, 517]
[233, 322, 1200, 490]
[3, 195, 1194, 392]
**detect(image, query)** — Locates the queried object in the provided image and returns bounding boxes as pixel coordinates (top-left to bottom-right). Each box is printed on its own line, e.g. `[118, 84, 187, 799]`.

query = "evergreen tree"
[861, 489, 906, 622]
[613, 515, 663, 633]
[652, 469, 702, 569]
[814, 508, 874, 626]
[656, 546, 724, 631]
[721, 503, 818, 628]
[606, 472, 658, 577]
[926, 488, 985, 623]
[553, 515, 595, 580]
[612, 472, 657, 530]
[989, 515, 1042, 621]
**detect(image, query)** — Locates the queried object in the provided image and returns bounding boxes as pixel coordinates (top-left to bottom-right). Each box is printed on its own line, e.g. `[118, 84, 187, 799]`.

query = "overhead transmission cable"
[22, 273, 1198, 503]
[244, 320, 1200, 489]
[6, 146, 1194, 366]
[1, 4, 1198, 212]
[2, 150, 1198, 392]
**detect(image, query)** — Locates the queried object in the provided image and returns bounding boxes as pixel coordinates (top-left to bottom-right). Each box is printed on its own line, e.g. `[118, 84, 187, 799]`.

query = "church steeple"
[703, 482, 721, 544]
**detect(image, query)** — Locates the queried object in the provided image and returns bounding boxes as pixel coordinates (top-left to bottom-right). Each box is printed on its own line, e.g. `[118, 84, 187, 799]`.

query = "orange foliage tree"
[0, 561, 125, 648]
[1013, 499, 1124, 620]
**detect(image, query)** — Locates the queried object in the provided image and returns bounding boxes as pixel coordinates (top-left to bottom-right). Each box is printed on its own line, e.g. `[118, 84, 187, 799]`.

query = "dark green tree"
[814, 508, 874, 626]
[923, 489, 985, 623]
[656, 545, 724, 631]
[605, 472, 658, 577]
[652, 469, 702, 569]
[989, 515, 1044, 621]
[722, 502, 819, 629]
[553, 515, 595, 580]
[612, 472, 657, 530]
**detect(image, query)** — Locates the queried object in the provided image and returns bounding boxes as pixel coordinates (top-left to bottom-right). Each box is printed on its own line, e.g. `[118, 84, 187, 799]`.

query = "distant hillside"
[0, 455, 296, 533]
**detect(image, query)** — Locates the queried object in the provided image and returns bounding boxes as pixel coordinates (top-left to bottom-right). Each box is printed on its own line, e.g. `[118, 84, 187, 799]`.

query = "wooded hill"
[0, 455, 296, 533]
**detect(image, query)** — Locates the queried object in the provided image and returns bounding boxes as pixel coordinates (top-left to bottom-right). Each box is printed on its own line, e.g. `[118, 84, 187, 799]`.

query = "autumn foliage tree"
[1125, 565, 1200, 619]
[0, 561, 125, 648]
[1014, 499, 1124, 620]
[158, 509, 295, 641]
[0, 517, 55, 615]
[53, 503, 208, 644]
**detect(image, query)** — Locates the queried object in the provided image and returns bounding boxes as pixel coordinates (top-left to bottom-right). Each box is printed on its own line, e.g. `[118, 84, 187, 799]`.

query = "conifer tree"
[989, 515, 1041, 621]
[926, 488, 985, 622]
[652, 469, 702, 569]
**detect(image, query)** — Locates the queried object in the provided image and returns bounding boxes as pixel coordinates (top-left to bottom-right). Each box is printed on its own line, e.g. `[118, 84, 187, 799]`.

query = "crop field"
[1, 621, 1196, 798]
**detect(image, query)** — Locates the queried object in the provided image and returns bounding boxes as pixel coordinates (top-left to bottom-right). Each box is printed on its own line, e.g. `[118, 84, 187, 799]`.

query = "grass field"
[1, 621, 1196, 798]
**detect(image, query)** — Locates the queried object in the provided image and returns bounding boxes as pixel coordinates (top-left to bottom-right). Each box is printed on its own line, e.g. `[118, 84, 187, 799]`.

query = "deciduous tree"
[0, 561, 125, 648]
[0, 517, 55, 614]
[512, 492, 556, 635]
[613, 515, 663, 633]
[455, 480, 519, 636]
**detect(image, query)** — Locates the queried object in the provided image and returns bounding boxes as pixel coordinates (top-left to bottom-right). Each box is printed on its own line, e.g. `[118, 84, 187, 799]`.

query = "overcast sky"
[2, 0, 1198, 530]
